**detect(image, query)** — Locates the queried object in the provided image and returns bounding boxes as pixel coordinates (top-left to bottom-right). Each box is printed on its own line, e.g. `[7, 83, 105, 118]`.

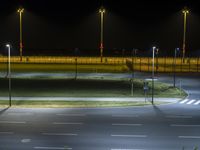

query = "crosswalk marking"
[179, 99, 200, 105]
[186, 99, 196, 104]
[180, 99, 189, 104]
[194, 100, 200, 105]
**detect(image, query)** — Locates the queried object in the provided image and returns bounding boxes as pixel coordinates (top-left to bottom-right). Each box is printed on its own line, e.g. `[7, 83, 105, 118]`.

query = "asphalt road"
[0, 72, 200, 150]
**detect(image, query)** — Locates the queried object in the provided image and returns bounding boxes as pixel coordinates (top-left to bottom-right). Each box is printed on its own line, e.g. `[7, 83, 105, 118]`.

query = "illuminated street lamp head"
[156, 48, 159, 54]
[6, 44, 10, 48]
[152, 46, 156, 50]
[99, 7, 105, 14]
[182, 7, 189, 14]
[17, 8, 24, 13]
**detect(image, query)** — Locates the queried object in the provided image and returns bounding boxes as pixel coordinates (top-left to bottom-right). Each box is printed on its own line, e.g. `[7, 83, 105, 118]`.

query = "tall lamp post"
[131, 49, 137, 96]
[152, 46, 156, 104]
[132, 49, 137, 79]
[173, 48, 179, 88]
[182, 7, 189, 62]
[17, 8, 24, 61]
[99, 7, 105, 62]
[156, 48, 159, 74]
[6, 44, 11, 107]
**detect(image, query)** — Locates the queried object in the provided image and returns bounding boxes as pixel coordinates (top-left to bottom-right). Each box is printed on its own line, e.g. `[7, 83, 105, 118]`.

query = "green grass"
[0, 100, 165, 108]
[0, 78, 186, 98]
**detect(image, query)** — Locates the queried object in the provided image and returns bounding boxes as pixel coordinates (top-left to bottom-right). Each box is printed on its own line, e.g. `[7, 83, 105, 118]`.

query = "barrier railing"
[0, 56, 199, 72]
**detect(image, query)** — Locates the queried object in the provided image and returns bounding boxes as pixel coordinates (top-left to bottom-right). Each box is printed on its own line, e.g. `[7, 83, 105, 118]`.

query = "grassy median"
[0, 100, 166, 108]
[0, 78, 186, 98]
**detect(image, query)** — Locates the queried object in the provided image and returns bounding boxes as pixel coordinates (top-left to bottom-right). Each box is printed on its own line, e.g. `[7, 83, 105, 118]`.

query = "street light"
[99, 7, 105, 62]
[17, 8, 24, 61]
[155, 48, 159, 74]
[173, 48, 180, 88]
[131, 49, 137, 96]
[6, 44, 11, 107]
[182, 7, 189, 62]
[152, 46, 156, 104]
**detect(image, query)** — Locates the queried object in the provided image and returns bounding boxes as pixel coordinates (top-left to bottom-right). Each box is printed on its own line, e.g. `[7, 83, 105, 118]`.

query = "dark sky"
[0, 0, 200, 56]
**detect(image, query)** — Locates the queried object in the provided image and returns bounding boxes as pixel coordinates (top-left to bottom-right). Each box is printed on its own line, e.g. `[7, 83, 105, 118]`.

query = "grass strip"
[0, 100, 166, 108]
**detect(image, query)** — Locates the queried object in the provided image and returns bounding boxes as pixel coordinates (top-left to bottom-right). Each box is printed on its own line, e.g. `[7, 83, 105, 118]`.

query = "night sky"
[0, 0, 200, 56]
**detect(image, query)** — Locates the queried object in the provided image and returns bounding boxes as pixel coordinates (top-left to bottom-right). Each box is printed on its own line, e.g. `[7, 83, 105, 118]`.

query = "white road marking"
[112, 115, 138, 118]
[0, 121, 26, 124]
[179, 136, 200, 139]
[7, 112, 33, 116]
[111, 134, 147, 138]
[179, 99, 189, 104]
[112, 123, 142, 126]
[53, 122, 83, 125]
[186, 100, 196, 104]
[0, 132, 14, 134]
[34, 147, 72, 150]
[171, 124, 200, 127]
[56, 114, 85, 117]
[194, 100, 200, 105]
[42, 133, 77, 136]
[111, 149, 144, 150]
[165, 115, 192, 119]
[21, 139, 31, 143]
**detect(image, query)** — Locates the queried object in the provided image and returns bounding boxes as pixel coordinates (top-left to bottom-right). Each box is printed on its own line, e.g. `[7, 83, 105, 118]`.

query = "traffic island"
[0, 77, 187, 108]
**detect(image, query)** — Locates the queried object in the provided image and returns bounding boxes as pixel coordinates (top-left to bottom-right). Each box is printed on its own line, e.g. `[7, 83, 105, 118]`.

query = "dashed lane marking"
[53, 122, 83, 125]
[42, 133, 77, 136]
[112, 123, 142, 126]
[171, 124, 200, 127]
[34, 147, 72, 150]
[0, 121, 26, 124]
[111, 134, 147, 138]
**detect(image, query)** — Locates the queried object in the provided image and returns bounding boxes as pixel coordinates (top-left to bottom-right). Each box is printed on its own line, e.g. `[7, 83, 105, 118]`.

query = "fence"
[0, 56, 199, 72]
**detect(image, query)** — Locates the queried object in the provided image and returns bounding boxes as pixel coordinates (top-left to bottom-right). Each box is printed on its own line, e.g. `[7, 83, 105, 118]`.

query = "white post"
[152, 47, 156, 104]
[6, 44, 11, 106]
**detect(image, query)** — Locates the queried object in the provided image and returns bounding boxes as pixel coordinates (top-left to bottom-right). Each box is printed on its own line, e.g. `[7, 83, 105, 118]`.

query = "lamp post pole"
[131, 49, 137, 96]
[17, 8, 24, 61]
[152, 46, 156, 104]
[99, 7, 105, 62]
[182, 7, 189, 62]
[173, 48, 179, 87]
[6, 44, 11, 107]
[156, 48, 159, 74]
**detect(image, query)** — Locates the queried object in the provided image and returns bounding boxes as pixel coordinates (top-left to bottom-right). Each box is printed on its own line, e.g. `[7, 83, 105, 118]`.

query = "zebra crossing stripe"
[194, 100, 200, 105]
[186, 100, 196, 104]
[180, 99, 189, 104]
[179, 99, 200, 105]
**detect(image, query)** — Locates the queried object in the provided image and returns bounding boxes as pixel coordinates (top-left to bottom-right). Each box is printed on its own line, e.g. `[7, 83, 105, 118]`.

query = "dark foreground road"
[0, 104, 200, 150]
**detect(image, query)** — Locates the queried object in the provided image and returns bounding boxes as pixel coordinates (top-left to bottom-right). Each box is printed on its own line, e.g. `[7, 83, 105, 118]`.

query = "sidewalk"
[0, 97, 181, 103]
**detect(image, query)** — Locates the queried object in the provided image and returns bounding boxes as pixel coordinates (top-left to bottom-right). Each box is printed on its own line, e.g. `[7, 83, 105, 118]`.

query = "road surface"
[0, 72, 200, 150]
